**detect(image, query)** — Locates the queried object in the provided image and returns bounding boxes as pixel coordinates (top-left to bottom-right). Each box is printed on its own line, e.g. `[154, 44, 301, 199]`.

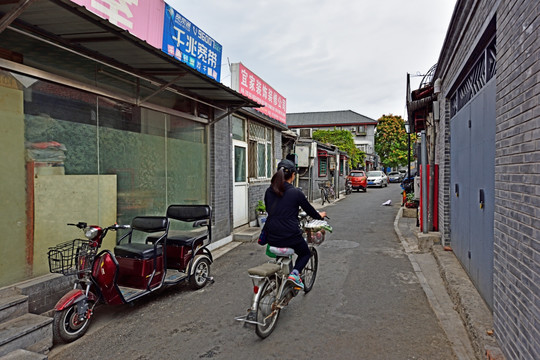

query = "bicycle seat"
[268, 246, 295, 256]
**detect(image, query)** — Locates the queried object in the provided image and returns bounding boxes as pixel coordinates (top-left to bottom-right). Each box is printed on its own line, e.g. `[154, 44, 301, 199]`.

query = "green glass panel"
[234, 145, 246, 182]
[232, 116, 245, 141]
[266, 143, 272, 178]
[23, 79, 98, 175]
[98, 104, 166, 225]
[258, 143, 265, 177]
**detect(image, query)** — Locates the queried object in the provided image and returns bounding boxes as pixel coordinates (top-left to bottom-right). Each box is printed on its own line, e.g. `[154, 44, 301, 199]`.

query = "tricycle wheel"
[53, 301, 94, 343]
[189, 257, 211, 289]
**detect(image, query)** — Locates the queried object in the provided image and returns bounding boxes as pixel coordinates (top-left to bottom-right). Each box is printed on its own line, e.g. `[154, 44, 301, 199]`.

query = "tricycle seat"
[115, 243, 163, 260]
[114, 216, 168, 260]
[146, 229, 207, 247]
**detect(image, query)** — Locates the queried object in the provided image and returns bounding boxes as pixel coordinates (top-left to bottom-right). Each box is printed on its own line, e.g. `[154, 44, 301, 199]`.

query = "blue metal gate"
[450, 78, 496, 309]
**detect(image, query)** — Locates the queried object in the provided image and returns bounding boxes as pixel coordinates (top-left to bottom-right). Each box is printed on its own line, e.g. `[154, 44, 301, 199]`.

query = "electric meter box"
[295, 146, 310, 167]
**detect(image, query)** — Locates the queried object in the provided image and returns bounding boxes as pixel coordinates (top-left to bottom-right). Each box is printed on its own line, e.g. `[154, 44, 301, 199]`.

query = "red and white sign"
[231, 63, 286, 124]
[70, 0, 164, 49]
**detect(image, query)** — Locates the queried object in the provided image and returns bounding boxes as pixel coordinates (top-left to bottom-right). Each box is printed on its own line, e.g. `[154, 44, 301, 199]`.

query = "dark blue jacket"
[264, 182, 322, 243]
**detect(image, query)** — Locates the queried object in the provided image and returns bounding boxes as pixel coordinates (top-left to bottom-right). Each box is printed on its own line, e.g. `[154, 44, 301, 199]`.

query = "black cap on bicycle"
[277, 159, 296, 175]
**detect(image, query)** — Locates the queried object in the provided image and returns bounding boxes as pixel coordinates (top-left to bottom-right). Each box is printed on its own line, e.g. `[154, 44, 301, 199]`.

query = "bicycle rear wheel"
[328, 191, 335, 202]
[255, 278, 280, 339]
[302, 247, 318, 293]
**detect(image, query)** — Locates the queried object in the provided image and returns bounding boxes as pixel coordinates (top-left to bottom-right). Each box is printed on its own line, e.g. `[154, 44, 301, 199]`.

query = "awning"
[0, 0, 260, 111]
[406, 73, 434, 133]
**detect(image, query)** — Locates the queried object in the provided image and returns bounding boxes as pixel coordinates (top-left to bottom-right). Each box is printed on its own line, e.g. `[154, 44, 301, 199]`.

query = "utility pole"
[421, 130, 428, 234]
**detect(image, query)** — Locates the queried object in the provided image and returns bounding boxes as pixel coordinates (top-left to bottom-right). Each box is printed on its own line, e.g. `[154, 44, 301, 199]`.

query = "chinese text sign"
[232, 63, 286, 124]
[162, 3, 222, 82]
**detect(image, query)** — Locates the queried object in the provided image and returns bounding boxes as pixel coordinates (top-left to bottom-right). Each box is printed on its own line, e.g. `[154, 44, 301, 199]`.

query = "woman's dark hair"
[271, 168, 294, 197]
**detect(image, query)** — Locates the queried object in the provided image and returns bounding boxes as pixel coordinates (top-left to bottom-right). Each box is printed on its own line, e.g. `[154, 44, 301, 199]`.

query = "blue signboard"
[162, 3, 222, 82]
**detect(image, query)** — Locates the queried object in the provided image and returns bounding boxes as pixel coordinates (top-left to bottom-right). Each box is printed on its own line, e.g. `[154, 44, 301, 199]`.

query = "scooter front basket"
[48, 239, 95, 275]
[303, 220, 333, 245]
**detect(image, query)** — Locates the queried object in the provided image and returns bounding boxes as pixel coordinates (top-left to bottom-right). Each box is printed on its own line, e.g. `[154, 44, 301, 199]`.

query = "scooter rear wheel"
[255, 278, 280, 339]
[53, 301, 94, 343]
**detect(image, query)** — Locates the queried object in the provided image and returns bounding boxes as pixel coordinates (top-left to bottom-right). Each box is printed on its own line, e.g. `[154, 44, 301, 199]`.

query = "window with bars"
[248, 122, 273, 179]
[319, 157, 328, 177]
[450, 38, 496, 117]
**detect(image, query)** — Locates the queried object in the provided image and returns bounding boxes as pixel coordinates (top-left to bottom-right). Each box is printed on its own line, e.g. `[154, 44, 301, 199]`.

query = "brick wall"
[435, 100, 452, 245]
[434, 4, 496, 228]
[493, 1, 540, 359]
[434, 0, 498, 251]
[210, 114, 232, 240]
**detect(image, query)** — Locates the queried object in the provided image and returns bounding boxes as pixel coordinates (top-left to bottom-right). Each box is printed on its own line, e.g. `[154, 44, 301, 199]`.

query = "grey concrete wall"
[493, 1, 540, 359]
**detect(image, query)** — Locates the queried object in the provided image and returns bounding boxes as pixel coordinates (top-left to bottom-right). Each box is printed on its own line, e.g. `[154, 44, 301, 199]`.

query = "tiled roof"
[286, 110, 377, 127]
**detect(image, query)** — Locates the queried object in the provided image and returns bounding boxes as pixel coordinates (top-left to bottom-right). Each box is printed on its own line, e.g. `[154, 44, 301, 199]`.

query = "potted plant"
[256, 200, 267, 227]
[405, 193, 419, 208]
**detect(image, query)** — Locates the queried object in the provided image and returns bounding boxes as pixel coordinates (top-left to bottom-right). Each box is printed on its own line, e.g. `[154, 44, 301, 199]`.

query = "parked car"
[388, 171, 403, 183]
[347, 170, 367, 192]
[366, 170, 388, 188]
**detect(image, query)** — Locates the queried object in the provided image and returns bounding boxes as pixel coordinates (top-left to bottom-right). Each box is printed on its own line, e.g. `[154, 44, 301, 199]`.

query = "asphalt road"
[50, 183, 457, 360]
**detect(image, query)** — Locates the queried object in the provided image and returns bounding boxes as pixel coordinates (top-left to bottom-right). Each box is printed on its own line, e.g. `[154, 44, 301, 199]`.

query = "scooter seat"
[114, 243, 163, 260]
[269, 246, 295, 256]
[146, 229, 207, 247]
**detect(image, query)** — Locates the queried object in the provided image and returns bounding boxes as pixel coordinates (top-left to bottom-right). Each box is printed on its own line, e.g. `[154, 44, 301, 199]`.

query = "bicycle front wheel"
[302, 247, 318, 293]
[320, 189, 326, 205]
[255, 278, 280, 339]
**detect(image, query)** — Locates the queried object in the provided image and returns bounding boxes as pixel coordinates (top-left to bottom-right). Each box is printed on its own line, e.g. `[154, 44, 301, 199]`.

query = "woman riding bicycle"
[264, 159, 326, 289]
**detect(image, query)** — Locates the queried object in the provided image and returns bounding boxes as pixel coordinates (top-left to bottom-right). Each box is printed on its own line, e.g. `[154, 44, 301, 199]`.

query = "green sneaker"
[288, 273, 304, 289]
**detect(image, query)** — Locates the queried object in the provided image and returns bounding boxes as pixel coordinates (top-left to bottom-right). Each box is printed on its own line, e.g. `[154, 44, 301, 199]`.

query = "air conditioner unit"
[299, 128, 313, 138]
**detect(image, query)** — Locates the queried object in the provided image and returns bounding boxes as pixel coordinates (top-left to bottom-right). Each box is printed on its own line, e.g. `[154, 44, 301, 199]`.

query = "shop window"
[339, 158, 344, 175]
[248, 122, 273, 179]
[17, 72, 207, 227]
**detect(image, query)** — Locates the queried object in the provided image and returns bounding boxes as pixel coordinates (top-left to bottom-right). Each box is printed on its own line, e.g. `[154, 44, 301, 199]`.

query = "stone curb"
[431, 246, 504, 360]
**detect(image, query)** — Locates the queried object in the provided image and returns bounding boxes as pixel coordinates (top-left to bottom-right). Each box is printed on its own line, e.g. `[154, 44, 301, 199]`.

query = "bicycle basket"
[48, 239, 96, 276]
[304, 220, 333, 245]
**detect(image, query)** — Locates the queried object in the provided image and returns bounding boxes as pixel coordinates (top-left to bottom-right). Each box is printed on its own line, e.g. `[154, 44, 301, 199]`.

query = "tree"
[312, 129, 365, 169]
[374, 114, 416, 169]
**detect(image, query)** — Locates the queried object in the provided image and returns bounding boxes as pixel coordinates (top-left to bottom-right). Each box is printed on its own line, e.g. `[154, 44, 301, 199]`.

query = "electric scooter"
[48, 205, 213, 343]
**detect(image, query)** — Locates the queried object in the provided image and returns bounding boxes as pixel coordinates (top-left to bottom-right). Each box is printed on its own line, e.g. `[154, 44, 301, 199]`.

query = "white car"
[366, 170, 389, 188]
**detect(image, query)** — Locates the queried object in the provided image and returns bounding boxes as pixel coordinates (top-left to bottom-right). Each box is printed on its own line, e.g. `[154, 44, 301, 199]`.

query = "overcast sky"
[168, 0, 456, 121]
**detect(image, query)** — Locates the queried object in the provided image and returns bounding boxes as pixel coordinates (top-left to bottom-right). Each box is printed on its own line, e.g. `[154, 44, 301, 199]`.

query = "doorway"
[233, 140, 248, 227]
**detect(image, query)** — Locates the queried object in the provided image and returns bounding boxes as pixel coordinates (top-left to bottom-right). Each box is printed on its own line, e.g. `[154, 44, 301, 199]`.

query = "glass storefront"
[0, 69, 208, 285]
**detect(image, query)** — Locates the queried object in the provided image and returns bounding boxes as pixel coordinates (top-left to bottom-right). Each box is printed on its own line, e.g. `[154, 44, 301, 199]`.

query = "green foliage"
[374, 114, 417, 169]
[256, 200, 266, 214]
[312, 129, 365, 168]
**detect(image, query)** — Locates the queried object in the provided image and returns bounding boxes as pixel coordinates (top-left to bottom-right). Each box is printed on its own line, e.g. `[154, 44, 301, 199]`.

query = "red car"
[347, 170, 367, 192]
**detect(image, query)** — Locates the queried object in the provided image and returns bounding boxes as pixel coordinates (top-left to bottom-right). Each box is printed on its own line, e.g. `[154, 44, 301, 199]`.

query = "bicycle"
[235, 212, 332, 338]
[318, 181, 335, 205]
